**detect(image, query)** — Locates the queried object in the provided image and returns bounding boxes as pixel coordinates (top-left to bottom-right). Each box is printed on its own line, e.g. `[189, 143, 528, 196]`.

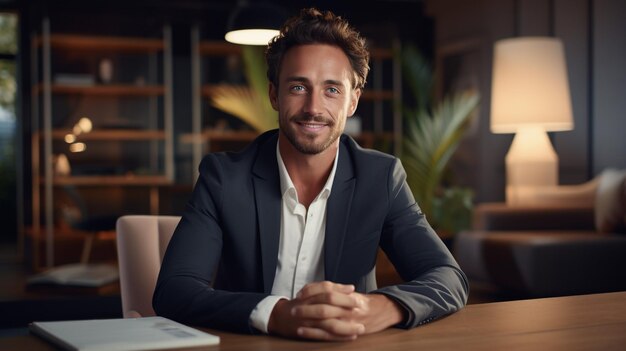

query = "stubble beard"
[280, 114, 342, 155]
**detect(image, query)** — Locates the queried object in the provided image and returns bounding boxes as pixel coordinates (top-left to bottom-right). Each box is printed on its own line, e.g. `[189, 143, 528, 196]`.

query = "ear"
[269, 83, 279, 111]
[348, 88, 361, 117]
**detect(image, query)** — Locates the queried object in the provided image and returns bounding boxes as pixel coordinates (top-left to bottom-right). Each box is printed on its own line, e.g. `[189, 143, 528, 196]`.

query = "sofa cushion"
[595, 169, 626, 233]
[473, 204, 595, 231]
[454, 230, 626, 297]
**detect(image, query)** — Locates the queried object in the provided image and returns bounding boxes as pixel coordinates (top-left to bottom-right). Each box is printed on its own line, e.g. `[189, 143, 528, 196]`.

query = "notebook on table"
[29, 316, 220, 351]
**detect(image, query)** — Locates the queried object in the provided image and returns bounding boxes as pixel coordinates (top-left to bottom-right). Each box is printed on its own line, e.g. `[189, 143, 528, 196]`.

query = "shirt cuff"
[249, 295, 287, 334]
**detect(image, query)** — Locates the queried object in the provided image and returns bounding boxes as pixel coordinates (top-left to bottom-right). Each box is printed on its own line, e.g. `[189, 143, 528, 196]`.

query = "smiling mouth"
[298, 122, 327, 131]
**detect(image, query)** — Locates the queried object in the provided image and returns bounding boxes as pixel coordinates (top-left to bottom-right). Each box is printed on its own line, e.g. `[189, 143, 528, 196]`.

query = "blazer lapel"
[252, 133, 281, 294]
[324, 138, 356, 282]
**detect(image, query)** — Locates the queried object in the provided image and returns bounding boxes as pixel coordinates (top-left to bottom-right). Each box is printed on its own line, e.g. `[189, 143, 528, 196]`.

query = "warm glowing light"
[491, 37, 573, 133]
[78, 117, 93, 133]
[69, 142, 86, 153]
[490, 37, 574, 205]
[64, 134, 76, 143]
[55, 154, 71, 176]
[225, 29, 279, 45]
[72, 125, 82, 135]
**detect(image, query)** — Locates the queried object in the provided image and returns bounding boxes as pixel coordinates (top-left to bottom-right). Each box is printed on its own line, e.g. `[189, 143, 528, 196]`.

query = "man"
[154, 8, 468, 341]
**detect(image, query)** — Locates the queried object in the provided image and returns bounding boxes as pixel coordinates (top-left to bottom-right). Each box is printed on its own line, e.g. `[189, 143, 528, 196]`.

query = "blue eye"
[290, 85, 305, 92]
[327, 87, 340, 94]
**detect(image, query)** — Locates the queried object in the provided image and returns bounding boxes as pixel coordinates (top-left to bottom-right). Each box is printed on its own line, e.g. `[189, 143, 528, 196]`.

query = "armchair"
[454, 170, 626, 297]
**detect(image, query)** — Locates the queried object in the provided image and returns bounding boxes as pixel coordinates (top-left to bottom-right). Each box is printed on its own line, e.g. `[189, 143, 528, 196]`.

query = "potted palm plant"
[400, 45, 479, 240]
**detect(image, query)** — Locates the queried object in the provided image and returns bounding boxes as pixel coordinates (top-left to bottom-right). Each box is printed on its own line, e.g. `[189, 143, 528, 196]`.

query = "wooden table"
[2, 291, 625, 350]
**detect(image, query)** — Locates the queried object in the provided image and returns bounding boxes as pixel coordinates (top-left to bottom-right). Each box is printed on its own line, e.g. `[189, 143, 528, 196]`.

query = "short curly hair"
[266, 8, 370, 90]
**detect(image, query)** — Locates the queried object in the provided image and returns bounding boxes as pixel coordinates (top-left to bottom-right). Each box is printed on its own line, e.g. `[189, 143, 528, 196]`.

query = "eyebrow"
[285, 76, 347, 87]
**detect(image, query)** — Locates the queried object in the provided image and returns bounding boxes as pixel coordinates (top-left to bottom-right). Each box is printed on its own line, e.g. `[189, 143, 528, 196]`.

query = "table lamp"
[490, 37, 574, 205]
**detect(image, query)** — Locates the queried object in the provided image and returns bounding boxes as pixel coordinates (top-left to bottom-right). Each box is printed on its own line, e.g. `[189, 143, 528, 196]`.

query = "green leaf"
[209, 45, 278, 133]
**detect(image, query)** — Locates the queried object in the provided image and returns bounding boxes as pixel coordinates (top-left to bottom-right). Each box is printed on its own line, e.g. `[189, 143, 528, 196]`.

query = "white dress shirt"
[249, 141, 339, 333]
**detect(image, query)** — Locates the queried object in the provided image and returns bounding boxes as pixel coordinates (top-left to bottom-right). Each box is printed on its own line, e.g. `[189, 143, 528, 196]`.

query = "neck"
[278, 134, 338, 208]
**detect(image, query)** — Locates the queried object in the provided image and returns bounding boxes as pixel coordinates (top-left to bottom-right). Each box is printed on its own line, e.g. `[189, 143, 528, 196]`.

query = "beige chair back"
[116, 215, 180, 318]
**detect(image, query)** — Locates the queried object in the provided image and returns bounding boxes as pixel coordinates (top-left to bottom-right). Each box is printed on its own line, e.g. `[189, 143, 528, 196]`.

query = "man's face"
[270, 44, 361, 155]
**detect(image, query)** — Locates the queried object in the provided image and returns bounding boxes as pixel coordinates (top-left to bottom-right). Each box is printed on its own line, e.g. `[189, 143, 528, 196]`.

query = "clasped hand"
[267, 281, 403, 341]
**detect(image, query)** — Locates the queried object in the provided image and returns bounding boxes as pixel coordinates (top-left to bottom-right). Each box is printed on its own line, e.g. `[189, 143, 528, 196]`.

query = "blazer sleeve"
[372, 158, 469, 328]
[152, 154, 267, 333]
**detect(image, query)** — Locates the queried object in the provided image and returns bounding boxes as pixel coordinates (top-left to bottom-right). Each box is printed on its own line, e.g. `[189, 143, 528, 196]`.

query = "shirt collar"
[276, 140, 339, 206]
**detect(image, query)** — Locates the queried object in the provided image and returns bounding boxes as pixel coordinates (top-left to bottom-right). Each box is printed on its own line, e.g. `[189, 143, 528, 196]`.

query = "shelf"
[198, 41, 242, 56]
[34, 84, 165, 96]
[180, 130, 259, 144]
[361, 90, 395, 101]
[48, 175, 172, 186]
[201, 84, 220, 98]
[370, 48, 394, 60]
[34, 34, 164, 53]
[42, 129, 166, 141]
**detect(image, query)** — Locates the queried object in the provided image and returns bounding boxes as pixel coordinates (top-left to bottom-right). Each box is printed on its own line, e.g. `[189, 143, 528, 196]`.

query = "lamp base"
[505, 127, 558, 205]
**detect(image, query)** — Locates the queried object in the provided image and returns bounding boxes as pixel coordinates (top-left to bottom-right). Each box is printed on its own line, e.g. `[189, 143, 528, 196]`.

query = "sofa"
[454, 169, 626, 298]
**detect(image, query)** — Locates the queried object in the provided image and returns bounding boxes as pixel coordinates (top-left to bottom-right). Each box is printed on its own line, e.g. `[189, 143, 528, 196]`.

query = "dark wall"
[592, 0, 626, 174]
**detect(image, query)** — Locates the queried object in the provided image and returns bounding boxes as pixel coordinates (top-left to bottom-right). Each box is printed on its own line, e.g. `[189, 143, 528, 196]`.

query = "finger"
[300, 291, 360, 309]
[296, 281, 355, 299]
[291, 303, 353, 320]
[317, 318, 365, 336]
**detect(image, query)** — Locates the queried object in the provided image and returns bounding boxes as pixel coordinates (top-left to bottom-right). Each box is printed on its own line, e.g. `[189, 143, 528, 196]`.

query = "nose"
[303, 91, 322, 116]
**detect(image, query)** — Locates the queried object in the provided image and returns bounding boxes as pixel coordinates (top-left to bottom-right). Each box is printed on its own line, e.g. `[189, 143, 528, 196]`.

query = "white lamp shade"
[224, 3, 286, 46]
[225, 29, 279, 46]
[491, 37, 574, 133]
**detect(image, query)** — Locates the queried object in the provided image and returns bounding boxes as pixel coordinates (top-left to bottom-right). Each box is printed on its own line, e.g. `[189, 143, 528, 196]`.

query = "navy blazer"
[154, 130, 468, 333]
